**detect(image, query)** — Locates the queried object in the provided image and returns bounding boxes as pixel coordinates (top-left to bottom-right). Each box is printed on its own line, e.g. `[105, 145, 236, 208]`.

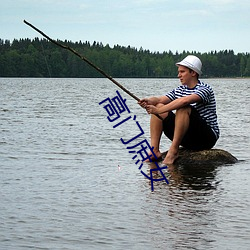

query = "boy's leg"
[180, 107, 217, 150]
[163, 106, 191, 164]
[146, 104, 169, 161]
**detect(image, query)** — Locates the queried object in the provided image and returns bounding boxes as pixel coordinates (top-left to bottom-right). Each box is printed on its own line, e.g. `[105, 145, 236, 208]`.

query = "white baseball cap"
[176, 55, 202, 75]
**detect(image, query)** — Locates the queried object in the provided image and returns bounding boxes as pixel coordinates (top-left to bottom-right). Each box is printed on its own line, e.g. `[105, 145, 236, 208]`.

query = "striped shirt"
[166, 80, 220, 139]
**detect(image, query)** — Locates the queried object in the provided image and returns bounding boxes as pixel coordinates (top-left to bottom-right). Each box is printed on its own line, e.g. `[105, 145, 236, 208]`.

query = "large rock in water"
[162, 148, 238, 166]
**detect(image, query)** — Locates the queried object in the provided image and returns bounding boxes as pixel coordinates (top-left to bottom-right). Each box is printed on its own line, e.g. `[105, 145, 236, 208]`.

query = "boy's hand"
[146, 105, 159, 115]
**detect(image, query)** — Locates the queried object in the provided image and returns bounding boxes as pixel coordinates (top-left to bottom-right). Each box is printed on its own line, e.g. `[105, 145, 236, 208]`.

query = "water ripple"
[0, 78, 250, 249]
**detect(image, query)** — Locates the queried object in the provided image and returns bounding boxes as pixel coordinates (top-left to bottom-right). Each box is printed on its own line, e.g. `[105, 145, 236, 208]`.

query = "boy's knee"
[155, 103, 165, 108]
[176, 106, 192, 115]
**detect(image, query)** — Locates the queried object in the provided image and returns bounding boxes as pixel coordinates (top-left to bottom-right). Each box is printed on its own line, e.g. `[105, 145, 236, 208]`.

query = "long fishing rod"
[23, 20, 163, 120]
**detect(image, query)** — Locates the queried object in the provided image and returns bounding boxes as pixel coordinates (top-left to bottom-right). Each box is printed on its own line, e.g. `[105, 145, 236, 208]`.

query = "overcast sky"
[1, 0, 250, 53]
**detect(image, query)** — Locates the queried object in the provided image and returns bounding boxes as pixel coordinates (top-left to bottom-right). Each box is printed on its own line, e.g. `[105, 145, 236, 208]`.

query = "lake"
[0, 78, 250, 249]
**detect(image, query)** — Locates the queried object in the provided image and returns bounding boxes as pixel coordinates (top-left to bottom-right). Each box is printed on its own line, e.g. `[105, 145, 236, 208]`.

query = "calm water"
[0, 78, 250, 250]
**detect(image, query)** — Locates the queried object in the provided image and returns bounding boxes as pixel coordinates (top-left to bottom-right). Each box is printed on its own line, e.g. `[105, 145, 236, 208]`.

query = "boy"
[139, 55, 219, 164]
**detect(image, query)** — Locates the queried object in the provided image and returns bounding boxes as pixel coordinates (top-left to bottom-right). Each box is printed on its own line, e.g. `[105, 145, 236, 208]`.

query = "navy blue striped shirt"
[166, 80, 220, 139]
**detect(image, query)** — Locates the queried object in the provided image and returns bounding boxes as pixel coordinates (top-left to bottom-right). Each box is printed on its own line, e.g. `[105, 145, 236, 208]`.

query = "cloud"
[205, 0, 237, 4]
[79, 3, 89, 10]
[1, 0, 250, 53]
[134, 0, 168, 5]
[196, 0, 250, 10]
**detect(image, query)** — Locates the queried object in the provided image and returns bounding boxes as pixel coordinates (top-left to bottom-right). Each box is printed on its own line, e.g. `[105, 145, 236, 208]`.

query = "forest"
[0, 38, 250, 78]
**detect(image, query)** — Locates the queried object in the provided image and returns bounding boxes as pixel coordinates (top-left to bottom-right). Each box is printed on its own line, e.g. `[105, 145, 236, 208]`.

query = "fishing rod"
[23, 20, 163, 120]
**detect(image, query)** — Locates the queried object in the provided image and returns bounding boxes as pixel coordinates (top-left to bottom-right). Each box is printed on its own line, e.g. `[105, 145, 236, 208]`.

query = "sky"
[1, 0, 250, 53]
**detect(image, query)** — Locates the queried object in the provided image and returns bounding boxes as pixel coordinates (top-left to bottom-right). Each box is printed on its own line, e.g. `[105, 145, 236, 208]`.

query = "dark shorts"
[163, 107, 217, 150]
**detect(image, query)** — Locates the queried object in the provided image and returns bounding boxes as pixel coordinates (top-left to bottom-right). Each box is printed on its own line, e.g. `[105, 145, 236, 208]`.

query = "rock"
[161, 148, 238, 166]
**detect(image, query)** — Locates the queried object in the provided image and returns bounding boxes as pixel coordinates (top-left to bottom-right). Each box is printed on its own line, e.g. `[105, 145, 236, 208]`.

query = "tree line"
[0, 38, 250, 78]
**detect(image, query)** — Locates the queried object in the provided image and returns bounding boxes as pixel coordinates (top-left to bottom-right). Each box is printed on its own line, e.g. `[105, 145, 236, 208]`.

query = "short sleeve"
[195, 86, 212, 104]
[165, 86, 182, 101]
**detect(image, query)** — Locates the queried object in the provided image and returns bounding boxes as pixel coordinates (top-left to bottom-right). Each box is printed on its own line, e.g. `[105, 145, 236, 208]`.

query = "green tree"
[244, 56, 250, 76]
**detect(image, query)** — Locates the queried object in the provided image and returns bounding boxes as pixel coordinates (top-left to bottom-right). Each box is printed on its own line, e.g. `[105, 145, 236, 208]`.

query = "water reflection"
[147, 161, 219, 191]
[142, 162, 220, 249]
[1, 78, 249, 249]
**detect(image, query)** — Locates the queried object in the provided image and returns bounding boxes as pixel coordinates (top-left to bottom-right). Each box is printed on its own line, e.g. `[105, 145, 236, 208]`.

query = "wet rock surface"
[162, 148, 238, 166]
